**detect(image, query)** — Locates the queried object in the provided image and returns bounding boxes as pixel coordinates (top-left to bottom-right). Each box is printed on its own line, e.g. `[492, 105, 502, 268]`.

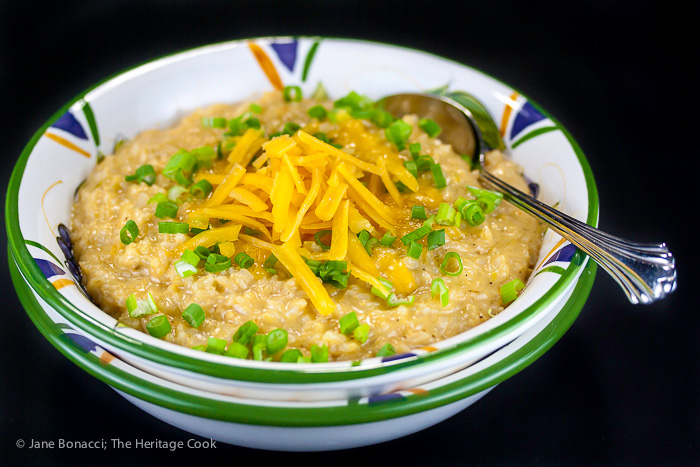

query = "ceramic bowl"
[6, 37, 598, 393]
[10, 253, 597, 451]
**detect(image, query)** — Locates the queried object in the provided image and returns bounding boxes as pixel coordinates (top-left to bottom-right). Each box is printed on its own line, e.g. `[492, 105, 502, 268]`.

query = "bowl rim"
[6, 36, 599, 384]
[11, 250, 597, 427]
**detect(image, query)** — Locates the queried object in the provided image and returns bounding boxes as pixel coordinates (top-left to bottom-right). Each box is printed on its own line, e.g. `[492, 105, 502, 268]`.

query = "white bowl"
[11, 252, 597, 451]
[7, 37, 598, 395]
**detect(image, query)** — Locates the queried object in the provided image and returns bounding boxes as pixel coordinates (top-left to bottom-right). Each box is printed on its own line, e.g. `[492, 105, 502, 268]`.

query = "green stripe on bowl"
[11, 249, 596, 426]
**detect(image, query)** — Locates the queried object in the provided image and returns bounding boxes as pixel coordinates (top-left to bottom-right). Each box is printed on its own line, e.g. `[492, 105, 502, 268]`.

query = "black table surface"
[1, 1, 696, 465]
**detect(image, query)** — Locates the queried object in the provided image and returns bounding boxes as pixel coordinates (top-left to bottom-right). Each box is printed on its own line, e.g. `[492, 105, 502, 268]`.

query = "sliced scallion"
[431, 278, 449, 307]
[418, 118, 442, 138]
[379, 232, 396, 247]
[158, 222, 189, 234]
[427, 229, 446, 250]
[314, 230, 332, 250]
[266, 329, 288, 355]
[411, 205, 427, 220]
[310, 344, 329, 363]
[119, 220, 139, 245]
[376, 343, 396, 357]
[406, 241, 423, 259]
[124, 164, 156, 186]
[435, 202, 456, 225]
[206, 337, 227, 355]
[174, 260, 197, 278]
[202, 117, 227, 128]
[283, 85, 303, 102]
[431, 162, 447, 189]
[339, 312, 360, 335]
[385, 119, 412, 151]
[234, 252, 254, 269]
[280, 349, 303, 363]
[400, 224, 432, 245]
[146, 315, 171, 338]
[386, 293, 415, 308]
[225, 342, 249, 359]
[353, 323, 370, 344]
[233, 320, 259, 345]
[501, 278, 525, 304]
[307, 104, 328, 120]
[182, 303, 206, 328]
[440, 252, 463, 276]
[154, 201, 178, 219]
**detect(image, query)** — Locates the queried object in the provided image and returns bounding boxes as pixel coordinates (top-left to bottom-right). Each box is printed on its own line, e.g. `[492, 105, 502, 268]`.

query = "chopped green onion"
[307, 105, 328, 120]
[431, 163, 447, 189]
[249, 103, 263, 114]
[244, 117, 261, 129]
[339, 312, 360, 335]
[148, 193, 168, 204]
[386, 293, 415, 307]
[334, 91, 372, 111]
[411, 205, 427, 220]
[263, 254, 278, 272]
[427, 229, 446, 250]
[205, 253, 231, 273]
[194, 245, 211, 260]
[124, 164, 156, 186]
[119, 220, 139, 245]
[191, 344, 207, 351]
[154, 201, 178, 219]
[379, 232, 396, 247]
[467, 185, 504, 201]
[313, 132, 331, 143]
[404, 160, 418, 179]
[225, 341, 249, 359]
[234, 252, 254, 269]
[328, 108, 351, 124]
[233, 321, 259, 345]
[126, 292, 159, 318]
[364, 237, 378, 256]
[357, 230, 371, 246]
[310, 344, 329, 363]
[431, 278, 449, 307]
[189, 179, 213, 199]
[280, 349, 303, 363]
[400, 224, 432, 245]
[297, 356, 312, 363]
[406, 241, 423, 259]
[158, 222, 189, 234]
[418, 118, 442, 138]
[376, 343, 395, 357]
[462, 203, 485, 226]
[191, 146, 216, 168]
[266, 329, 288, 354]
[202, 117, 227, 128]
[415, 155, 434, 172]
[475, 196, 497, 214]
[182, 303, 206, 328]
[371, 278, 394, 300]
[453, 212, 462, 227]
[435, 202, 456, 225]
[409, 143, 421, 159]
[174, 168, 193, 187]
[283, 85, 303, 102]
[440, 252, 463, 276]
[385, 119, 412, 151]
[370, 110, 393, 128]
[282, 122, 301, 135]
[163, 149, 196, 180]
[146, 315, 171, 338]
[353, 323, 370, 344]
[314, 230, 332, 250]
[501, 278, 525, 304]
[252, 334, 267, 360]
[206, 337, 227, 355]
[174, 260, 197, 278]
[167, 185, 188, 202]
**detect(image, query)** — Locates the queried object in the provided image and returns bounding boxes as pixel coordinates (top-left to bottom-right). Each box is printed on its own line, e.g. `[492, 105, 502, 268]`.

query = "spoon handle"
[478, 170, 676, 304]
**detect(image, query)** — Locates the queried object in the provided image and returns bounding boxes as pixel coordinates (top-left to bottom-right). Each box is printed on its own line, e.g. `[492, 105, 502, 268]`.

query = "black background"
[1, 1, 696, 465]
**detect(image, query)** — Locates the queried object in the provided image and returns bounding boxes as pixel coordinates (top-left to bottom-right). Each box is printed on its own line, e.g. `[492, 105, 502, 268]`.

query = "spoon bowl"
[380, 93, 676, 304]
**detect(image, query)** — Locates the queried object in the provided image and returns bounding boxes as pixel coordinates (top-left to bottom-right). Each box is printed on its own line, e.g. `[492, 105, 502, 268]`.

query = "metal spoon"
[379, 93, 676, 304]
